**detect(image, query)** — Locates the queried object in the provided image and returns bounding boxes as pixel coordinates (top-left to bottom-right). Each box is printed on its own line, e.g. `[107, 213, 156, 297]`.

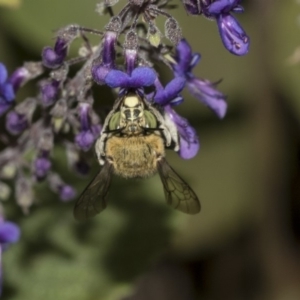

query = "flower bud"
[47, 173, 76, 202]
[42, 38, 68, 69]
[5, 98, 37, 135]
[6, 111, 28, 135]
[34, 155, 52, 180]
[165, 18, 182, 45]
[40, 80, 60, 106]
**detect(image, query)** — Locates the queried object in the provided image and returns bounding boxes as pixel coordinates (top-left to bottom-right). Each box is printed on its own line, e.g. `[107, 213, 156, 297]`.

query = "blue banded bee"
[74, 91, 200, 220]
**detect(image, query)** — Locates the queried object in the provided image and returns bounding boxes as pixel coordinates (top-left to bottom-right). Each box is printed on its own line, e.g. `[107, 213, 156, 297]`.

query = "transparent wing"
[157, 158, 200, 214]
[73, 163, 113, 221]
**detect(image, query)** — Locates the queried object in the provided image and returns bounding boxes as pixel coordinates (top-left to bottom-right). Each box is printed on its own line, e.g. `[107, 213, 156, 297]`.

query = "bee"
[73, 90, 200, 220]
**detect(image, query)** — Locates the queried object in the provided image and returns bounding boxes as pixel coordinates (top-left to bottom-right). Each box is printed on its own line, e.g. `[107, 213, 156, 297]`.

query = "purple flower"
[6, 97, 36, 135]
[202, 0, 249, 55]
[5, 111, 28, 135]
[34, 156, 52, 180]
[75, 103, 101, 151]
[42, 38, 68, 69]
[0, 221, 20, 246]
[172, 39, 227, 118]
[59, 185, 76, 202]
[150, 75, 199, 159]
[40, 79, 60, 106]
[154, 77, 186, 106]
[187, 78, 227, 118]
[215, 14, 249, 56]
[92, 31, 118, 84]
[104, 67, 156, 89]
[47, 173, 76, 202]
[75, 127, 100, 152]
[151, 39, 226, 159]
[8, 66, 31, 91]
[0, 63, 15, 116]
[165, 106, 199, 159]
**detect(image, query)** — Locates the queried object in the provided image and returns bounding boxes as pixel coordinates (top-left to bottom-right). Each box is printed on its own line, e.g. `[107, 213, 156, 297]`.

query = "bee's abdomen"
[105, 135, 165, 179]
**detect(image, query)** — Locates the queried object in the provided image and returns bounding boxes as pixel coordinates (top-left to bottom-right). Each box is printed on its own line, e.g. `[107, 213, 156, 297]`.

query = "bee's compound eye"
[109, 112, 121, 130]
[144, 111, 157, 128]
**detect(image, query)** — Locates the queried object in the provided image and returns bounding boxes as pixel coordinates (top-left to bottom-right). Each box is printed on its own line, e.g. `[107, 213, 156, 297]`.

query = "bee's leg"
[148, 105, 179, 151]
[95, 135, 106, 165]
[162, 114, 180, 152]
[159, 125, 172, 147]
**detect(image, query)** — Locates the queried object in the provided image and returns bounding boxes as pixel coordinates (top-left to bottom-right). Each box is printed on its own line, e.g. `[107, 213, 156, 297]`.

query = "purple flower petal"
[105, 70, 130, 88]
[40, 80, 59, 106]
[102, 31, 117, 66]
[0, 221, 20, 244]
[42, 46, 66, 69]
[5, 111, 28, 135]
[54, 37, 68, 58]
[125, 49, 137, 75]
[8, 67, 29, 92]
[75, 130, 96, 152]
[105, 67, 156, 89]
[92, 64, 111, 85]
[92, 31, 117, 85]
[187, 78, 227, 118]
[154, 77, 186, 105]
[217, 14, 249, 56]
[207, 0, 240, 15]
[34, 157, 52, 179]
[190, 53, 201, 69]
[0, 63, 8, 84]
[0, 83, 15, 102]
[165, 106, 199, 159]
[179, 130, 200, 159]
[129, 67, 157, 87]
[173, 39, 193, 76]
[78, 102, 91, 131]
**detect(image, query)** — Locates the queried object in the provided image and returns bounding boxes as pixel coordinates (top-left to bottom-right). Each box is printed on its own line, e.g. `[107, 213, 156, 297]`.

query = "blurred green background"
[1, 0, 300, 299]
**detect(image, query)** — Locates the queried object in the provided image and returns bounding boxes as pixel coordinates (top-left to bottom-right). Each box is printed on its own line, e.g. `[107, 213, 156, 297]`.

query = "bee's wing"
[157, 158, 200, 214]
[73, 163, 113, 221]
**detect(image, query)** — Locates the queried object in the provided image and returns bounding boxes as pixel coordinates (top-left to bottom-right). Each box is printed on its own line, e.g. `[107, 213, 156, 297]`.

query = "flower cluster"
[0, 0, 249, 293]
